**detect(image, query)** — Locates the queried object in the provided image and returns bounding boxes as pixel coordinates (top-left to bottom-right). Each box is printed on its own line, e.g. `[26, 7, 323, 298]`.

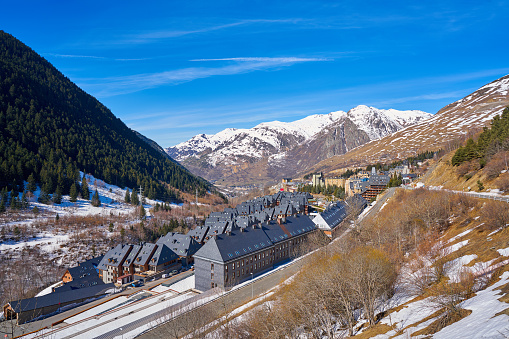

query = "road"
[360, 187, 396, 222]
[1, 270, 193, 339]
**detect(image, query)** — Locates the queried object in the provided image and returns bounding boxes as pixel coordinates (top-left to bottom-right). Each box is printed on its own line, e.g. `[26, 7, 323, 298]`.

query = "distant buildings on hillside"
[312, 164, 418, 200]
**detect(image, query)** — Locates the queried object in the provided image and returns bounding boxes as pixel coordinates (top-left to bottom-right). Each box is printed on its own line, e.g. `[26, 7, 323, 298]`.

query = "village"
[1, 163, 420, 331]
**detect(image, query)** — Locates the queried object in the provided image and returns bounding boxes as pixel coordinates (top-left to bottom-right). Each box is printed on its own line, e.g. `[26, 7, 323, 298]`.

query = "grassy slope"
[419, 152, 509, 194]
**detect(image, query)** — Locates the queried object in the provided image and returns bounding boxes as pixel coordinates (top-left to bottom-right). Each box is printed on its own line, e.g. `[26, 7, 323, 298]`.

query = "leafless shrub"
[484, 152, 508, 179]
[496, 174, 509, 192]
[481, 200, 509, 230]
[426, 269, 475, 332]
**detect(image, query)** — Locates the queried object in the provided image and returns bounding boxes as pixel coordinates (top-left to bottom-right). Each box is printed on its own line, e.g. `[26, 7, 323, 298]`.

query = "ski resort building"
[193, 214, 317, 291]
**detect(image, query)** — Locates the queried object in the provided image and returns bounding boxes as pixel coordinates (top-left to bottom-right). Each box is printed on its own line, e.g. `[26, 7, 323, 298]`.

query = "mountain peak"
[166, 105, 431, 184]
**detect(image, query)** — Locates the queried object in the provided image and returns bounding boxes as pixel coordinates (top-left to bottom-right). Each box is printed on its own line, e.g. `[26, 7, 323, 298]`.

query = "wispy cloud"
[190, 57, 332, 62]
[122, 19, 303, 44]
[45, 53, 154, 62]
[46, 53, 106, 59]
[79, 57, 331, 97]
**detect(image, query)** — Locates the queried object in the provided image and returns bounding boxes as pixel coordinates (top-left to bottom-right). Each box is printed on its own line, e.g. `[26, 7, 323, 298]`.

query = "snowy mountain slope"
[310, 74, 509, 176]
[166, 106, 431, 184]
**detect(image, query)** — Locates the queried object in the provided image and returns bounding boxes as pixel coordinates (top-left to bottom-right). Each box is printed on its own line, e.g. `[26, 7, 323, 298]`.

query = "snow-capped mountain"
[308, 74, 509, 175]
[166, 105, 431, 184]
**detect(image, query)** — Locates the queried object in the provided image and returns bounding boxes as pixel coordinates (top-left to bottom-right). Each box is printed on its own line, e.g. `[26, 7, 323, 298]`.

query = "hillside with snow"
[166, 105, 431, 184]
[310, 74, 509, 176]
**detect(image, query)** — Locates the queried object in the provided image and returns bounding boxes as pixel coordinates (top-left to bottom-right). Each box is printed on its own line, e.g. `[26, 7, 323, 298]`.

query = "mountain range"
[166, 106, 432, 185]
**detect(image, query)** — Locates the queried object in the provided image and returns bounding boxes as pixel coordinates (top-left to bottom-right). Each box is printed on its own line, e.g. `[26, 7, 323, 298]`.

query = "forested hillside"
[452, 107, 509, 167]
[0, 30, 209, 202]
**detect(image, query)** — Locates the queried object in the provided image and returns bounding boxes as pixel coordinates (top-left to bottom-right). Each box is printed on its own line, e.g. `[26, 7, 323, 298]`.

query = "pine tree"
[52, 186, 62, 204]
[69, 182, 78, 202]
[91, 189, 101, 207]
[21, 190, 28, 209]
[131, 188, 139, 205]
[81, 176, 90, 200]
[140, 205, 146, 219]
[38, 189, 51, 204]
[27, 173, 37, 192]
[125, 189, 131, 204]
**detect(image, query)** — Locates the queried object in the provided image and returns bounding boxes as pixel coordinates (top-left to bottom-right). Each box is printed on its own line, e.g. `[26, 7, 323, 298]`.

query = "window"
[225, 265, 228, 272]
[237, 271, 240, 277]
[211, 263, 214, 272]
[211, 273, 214, 279]
[242, 268, 244, 275]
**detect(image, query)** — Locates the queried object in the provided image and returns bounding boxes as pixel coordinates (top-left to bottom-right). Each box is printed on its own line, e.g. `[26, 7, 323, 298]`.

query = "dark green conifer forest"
[0, 30, 209, 204]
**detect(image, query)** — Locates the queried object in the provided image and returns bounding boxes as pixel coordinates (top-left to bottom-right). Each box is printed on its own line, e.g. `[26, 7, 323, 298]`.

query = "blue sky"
[3, 0, 509, 147]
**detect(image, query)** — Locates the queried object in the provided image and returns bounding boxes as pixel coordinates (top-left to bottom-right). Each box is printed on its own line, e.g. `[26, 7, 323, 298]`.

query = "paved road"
[360, 187, 396, 222]
[1, 271, 193, 339]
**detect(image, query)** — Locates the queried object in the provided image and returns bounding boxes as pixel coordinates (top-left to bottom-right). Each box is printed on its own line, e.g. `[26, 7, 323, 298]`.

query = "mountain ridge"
[166, 105, 431, 184]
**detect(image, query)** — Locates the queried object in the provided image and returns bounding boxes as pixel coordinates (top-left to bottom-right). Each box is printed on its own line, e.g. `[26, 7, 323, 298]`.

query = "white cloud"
[78, 57, 330, 97]
[122, 19, 303, 44]
[190, 57, 332, 62]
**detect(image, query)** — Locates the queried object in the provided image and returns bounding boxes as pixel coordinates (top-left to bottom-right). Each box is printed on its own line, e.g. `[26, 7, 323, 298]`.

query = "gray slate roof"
[157, 233, 201, 257]
[122, 244, 142, 268]
[187, 226, 209, 243]
[149, 244, 179, 267]
[320, 202, 348, 228]
[134, 243, 156, 266]
[194, 215, 316, 263]
[97, 244, 132, 270]
[8, 284, 114, 313]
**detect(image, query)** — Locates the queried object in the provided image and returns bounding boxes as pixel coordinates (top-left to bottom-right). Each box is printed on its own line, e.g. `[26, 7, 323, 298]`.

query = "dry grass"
[420, 151, 509, 194]
[353, 323, 395, 338]
[412, 308, 472, 337]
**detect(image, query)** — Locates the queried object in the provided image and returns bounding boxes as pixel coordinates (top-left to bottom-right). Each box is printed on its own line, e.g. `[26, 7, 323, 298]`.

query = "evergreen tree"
[52, 186, 62, 204]
[38, 189, 51, 204]
[21, 190, 28, 209]
[81, 176, 90, 200]
[69, 182, 78, 202]
[27, 173, 37, 192]
[125, 189, 131, 204]
[140, 205, 146, 219]
[0, 196, 5, 213]
[91, 189, 101, 207]
[131, 188, 139, 205]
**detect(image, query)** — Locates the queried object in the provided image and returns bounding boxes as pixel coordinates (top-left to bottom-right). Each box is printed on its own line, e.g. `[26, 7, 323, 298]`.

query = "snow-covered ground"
[35, 281, 63, 297]
[168, 275, 195, 293]
[0, 232, 69, 253]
